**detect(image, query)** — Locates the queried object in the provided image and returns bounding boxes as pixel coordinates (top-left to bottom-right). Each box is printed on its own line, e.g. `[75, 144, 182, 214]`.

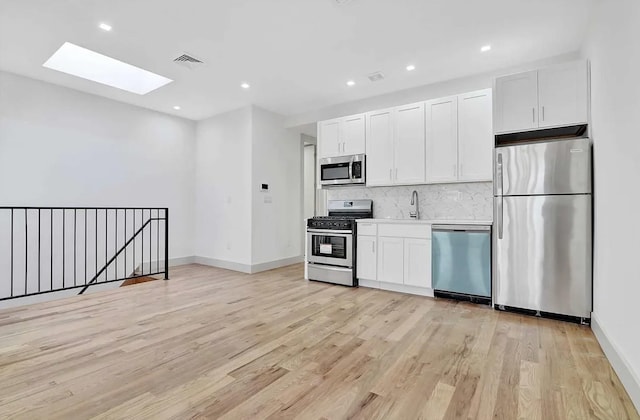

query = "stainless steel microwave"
[319, 154, 365, 186]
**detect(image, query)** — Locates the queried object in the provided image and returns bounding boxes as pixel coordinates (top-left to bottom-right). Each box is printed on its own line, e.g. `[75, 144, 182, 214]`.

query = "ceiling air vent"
[368, 72, 385, 82]
[173, 53, 204, 70]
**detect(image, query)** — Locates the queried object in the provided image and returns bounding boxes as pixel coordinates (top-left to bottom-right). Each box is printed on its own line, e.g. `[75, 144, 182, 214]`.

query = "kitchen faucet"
[410, 190, 419, 219]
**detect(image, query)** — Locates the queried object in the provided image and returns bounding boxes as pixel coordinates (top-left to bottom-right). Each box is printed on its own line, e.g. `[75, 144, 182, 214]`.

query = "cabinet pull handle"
[389, 169, 392, 180]
[542, 106, 545, 121]
[532, 107, 535, 123]
[371, 241, 375, 253]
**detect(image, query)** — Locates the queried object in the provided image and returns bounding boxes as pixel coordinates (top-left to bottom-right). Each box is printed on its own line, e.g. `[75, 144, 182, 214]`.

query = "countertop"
[357, 218, 493, 225]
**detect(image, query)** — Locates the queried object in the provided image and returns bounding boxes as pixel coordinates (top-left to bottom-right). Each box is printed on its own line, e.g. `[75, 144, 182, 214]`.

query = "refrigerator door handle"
[497, 196, 504, 239]
[496, 153, 503, 196]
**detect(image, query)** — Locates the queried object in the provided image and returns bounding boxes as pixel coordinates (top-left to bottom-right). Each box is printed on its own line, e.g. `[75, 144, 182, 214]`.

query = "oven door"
[307, 229, 353, 267]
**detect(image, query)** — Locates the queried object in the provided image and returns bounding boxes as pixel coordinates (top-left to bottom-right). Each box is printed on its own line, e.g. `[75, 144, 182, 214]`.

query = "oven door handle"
[307, 228, 353, 235]
[308, 264, 352, 273]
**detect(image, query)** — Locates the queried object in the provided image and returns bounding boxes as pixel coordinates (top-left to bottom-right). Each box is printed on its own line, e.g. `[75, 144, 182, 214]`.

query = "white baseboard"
[193, 256, 252, 273]
[359, 279, 434, 297]
[251, 256, 304, 273]
[591, 313, 640, 412]
[192, 255, 303, 274]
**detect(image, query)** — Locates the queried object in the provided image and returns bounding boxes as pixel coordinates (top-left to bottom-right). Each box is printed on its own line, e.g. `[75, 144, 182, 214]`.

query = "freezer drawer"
[495, 138, 591, 196]
[493, 195, 592, 318]
[432, 226, 492, 298]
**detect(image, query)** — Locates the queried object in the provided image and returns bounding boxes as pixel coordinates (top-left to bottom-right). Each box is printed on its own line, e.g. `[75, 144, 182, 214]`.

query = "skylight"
[43, 42, 173, 95]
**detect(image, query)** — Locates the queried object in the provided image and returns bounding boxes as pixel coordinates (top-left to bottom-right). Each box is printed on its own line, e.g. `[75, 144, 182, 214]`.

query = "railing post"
[164, 208, 169, 280]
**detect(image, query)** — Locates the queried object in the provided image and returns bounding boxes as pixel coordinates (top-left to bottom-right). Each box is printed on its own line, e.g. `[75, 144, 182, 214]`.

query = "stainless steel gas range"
[306, 199, 373, 287]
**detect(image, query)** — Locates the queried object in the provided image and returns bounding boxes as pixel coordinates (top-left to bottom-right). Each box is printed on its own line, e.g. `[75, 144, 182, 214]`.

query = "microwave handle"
[348, 158, 353, 180]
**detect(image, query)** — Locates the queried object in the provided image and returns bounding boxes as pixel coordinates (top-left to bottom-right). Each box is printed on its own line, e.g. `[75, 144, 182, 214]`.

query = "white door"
[318, 119, 341, 158]
[538, 61, 588, 128]
[426, 96, 458, 183]
[494, 70, 538, 133]
[342, 114, 366, 155]
[403, 238, 431, 288]
[458, 89, 493, 182]
[356, 236, 377, 281]
[366, 109, 395, 186]
[394, 102, 426, 185]
[377, 237, 404, 284]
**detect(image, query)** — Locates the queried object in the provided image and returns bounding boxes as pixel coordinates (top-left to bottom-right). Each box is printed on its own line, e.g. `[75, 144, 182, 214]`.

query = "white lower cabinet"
[356, 235, 377, 281]
[357, 222, 432, 295]
[377, 237, 405, 285]
[403, 238, 431, 288]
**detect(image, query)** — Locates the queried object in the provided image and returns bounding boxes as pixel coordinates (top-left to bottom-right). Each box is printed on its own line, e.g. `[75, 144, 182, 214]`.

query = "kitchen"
[306, 59, 592, 323]
[1, 0, 640, 417]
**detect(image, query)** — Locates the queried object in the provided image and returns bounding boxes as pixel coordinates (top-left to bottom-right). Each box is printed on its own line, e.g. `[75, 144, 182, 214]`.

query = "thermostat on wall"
[260, 183, 269, 192]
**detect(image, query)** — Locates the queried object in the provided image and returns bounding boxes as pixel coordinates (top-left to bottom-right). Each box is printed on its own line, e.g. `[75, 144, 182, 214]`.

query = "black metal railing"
[0, 207, 169, 301]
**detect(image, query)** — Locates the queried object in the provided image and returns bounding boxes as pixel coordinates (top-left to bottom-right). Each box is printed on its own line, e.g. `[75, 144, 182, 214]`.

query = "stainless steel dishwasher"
[432, 225, 492, 304]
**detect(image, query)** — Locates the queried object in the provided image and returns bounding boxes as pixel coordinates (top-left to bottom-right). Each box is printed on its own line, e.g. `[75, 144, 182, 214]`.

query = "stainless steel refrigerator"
[493, 137, 592, 321]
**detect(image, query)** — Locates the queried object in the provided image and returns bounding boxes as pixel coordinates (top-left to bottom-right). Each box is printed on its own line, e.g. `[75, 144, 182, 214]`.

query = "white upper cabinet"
[318, 119, 341, 158]
[395, 103, 426, 184]
[342, 114, 366, 155]
[318, 114, 365, 158]
[538, 61, 588, 128]
[366, 108, 395, 186]
[458, 89, 493, 182]
[494, 60, 589, 134]
[320, 88, 494, 187]
[494, 70, 538, 133]
[426, 96, 458, 183]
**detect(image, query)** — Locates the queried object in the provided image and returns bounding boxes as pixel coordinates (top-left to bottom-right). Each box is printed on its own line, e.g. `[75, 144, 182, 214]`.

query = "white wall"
[0, 71, 196, 261]
[251, 107, 302, 265]
[194, 105, 303, 270]
[303, 144, 316, 220]
[582, 0, 640, 410]
[195, 106, 253, 266]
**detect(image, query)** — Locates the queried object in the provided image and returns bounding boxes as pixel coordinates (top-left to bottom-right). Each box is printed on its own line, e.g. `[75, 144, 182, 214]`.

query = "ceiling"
[0, 0, 596, 121]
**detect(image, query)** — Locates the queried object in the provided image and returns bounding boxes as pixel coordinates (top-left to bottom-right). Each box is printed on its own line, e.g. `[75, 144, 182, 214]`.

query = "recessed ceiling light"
[43, 42, 172, 95]
[346, 80, 355, 87]
[481, 45, 492, 52]
[406, 64, 416, 71]
[99, 23, 112, 32]
[173, 105, 181, 110]
[241, 82, 250, 89]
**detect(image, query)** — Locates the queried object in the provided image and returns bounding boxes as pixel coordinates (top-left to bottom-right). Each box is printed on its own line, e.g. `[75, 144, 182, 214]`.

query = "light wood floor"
[0, 264, 637, 419]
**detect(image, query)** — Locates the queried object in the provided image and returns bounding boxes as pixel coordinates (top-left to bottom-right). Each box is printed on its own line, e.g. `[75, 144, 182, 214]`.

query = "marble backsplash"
[326, 182, 493, 220]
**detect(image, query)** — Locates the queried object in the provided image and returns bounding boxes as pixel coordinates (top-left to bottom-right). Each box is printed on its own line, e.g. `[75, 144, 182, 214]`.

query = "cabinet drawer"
[378, 223, 431, 239]
[357, 223, 377, 236]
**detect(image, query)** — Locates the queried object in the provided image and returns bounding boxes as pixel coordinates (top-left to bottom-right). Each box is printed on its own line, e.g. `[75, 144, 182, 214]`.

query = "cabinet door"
[366, 109, 395, 186]
[377, 237, 404, 284]
[394, 103, 426, 184]
[538, 61, 588, 128]
[403, 238, 431, 288]
[494, 70, 538, 133]
[342, 114, 366, 155]
[426, 96, 458, 183]
[458, 89, 493, 182]
[318, 119, 341, 158]
[356, 236, 377, 281]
